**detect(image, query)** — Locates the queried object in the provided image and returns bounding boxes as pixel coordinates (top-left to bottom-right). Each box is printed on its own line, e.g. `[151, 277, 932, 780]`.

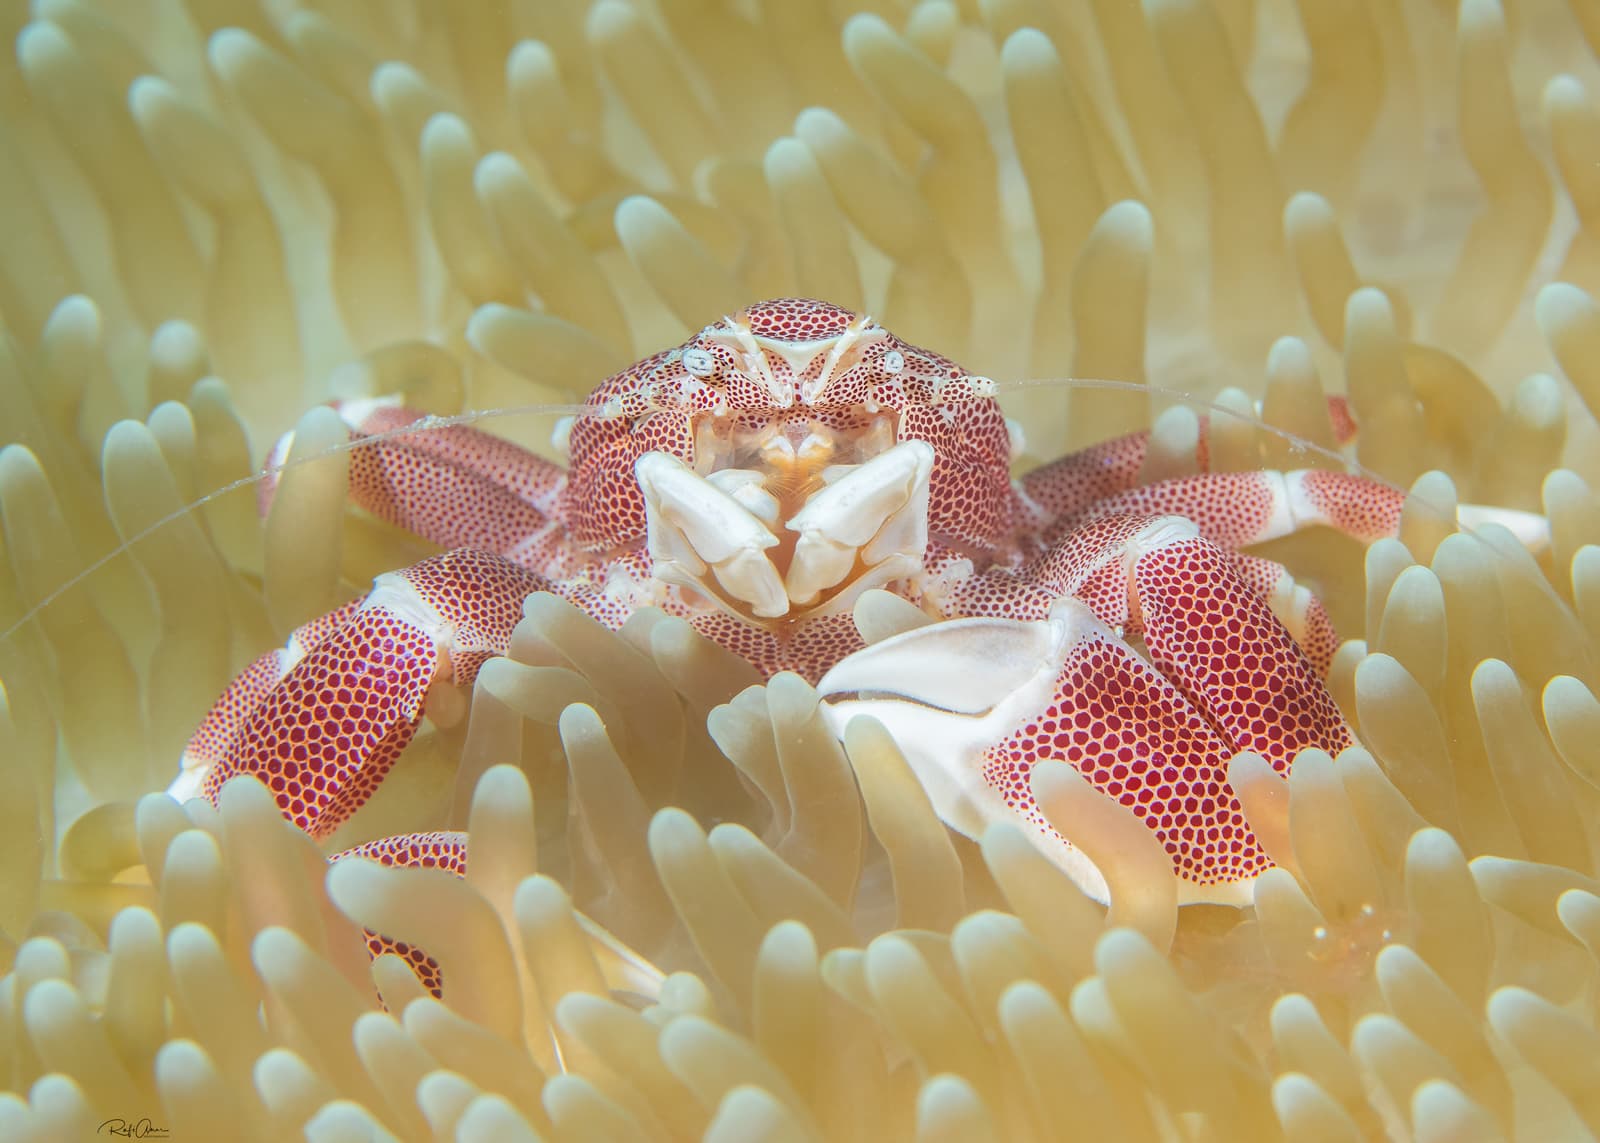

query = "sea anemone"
[3, 1, 1600, 1139]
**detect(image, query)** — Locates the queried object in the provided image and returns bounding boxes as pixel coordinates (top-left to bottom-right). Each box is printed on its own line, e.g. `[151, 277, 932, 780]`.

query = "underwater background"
[3, 0, 1600, 1139]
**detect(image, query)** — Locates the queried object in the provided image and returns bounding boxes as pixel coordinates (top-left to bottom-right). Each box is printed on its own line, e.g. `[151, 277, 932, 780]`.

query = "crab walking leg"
[1115, 521, 1354, 775]
[263, 400, 572, 572]
[1019, 396, 1359, 529]
[1017, 470, 1542, 675]
[1229, 553, 1339, 677]
[331, 831, 468, 998]
[181, 550, 548, 838]
[1048, 466, 1550, 554]
[1066, 469, 1405, 550]
[974, 514, 1355, 775]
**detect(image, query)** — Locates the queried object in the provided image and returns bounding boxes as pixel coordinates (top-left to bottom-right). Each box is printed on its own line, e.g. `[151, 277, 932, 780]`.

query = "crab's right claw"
[815, 598, 1269, 906]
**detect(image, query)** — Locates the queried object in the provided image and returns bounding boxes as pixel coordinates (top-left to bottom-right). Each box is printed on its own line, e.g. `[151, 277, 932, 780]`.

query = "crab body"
[180, 299, 1437, 906]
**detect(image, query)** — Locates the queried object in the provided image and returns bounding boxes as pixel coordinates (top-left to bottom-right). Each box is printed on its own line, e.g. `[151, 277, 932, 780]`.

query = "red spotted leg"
[174, 549, 548, 839]
[265, 398, 573, 569]
[827, 466, 1548, 901]
[1019, 407, 1547, 553]
[925, 467, 1413, 645]
[1017, 395, 1360, 534]
[1061, 468, 1547, 673]
[331, 831, 467, 998]
[174, 599, 362, 802]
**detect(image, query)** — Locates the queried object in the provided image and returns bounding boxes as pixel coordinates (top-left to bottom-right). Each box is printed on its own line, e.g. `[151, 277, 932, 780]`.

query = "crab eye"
[683, 347, 716, 377]
[882, 349, 905, 374]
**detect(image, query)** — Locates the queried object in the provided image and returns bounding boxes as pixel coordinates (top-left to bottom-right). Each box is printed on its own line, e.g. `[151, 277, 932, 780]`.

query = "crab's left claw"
[817, 596, 1288, 906]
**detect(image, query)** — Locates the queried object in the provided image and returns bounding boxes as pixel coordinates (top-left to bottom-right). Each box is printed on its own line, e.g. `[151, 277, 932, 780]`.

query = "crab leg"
[264, 399, 572, 573]
[177, 549, 548, 838]
[1073, 468, 1406, 546]
[332, 831, 467, 998]
[1046, 509, 1355, 769]
[817, 597, 1273, 904]
[1005, 513, 1350, 745]
[1030, 451, 1549, 555]
[938, 469, 1405, 635]
[1019, 396, 1358, 531]
[1229, 552, 1339, 676]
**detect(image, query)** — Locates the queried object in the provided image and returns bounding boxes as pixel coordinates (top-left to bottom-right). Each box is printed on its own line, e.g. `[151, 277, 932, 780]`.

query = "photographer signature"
[96, 1118, 169, 1138]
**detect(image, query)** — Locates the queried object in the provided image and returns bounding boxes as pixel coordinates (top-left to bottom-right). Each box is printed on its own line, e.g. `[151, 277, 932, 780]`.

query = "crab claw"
[177, 550, 546, 838]
[818, 600, 1266, 904]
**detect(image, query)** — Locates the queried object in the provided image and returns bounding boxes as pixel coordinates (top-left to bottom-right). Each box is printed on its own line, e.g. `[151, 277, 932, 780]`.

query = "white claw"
[785, 440, 932, 605]
[817, 610, 1061, 714]
[635, 452, 788, 618]
[817, 596, 1260, 908]
[635, 439, 936, 620]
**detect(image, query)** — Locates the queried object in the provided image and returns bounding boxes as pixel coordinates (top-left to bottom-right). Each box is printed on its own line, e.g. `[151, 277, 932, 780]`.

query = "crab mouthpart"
[635, 438, 934, 623]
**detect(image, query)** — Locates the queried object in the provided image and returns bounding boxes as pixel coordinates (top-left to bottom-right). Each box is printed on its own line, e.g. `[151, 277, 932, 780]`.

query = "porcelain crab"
[174, 298, 1512, 910]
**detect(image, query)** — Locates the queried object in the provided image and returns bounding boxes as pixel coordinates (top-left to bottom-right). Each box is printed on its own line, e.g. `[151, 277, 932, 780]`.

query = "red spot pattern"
[942, 515, 1152, 627]
[1073, 472, 1280, 550]
[952, 517, 1353, 883]
[1020, 396, 1357, 545]
[691, 611, 864, 683]
[739, 297, 857, 340]
[902, 402, 1016, 555]
[344, 406, 571, 576]
[565, 353, 693, 553]
[401, 549, 546, 686]
[983, 630, 1266, 883]
[1300, 470, 1405, 543]
[292, 598, 366, 652]
[332, 831, 467, 999]
[185, 600, 362, 770]
[1230, 554, 1339, 677]
[201, 551, 548, 839]
[184, 649, 288, 770]
[1021, 430, 1149, 535]
[1134, 537, 1352, 776]
[200, 605, 434, 839]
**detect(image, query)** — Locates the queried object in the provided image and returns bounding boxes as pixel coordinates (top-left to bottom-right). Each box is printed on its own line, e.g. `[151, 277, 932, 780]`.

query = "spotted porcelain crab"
[175, 298, 1506, 909]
